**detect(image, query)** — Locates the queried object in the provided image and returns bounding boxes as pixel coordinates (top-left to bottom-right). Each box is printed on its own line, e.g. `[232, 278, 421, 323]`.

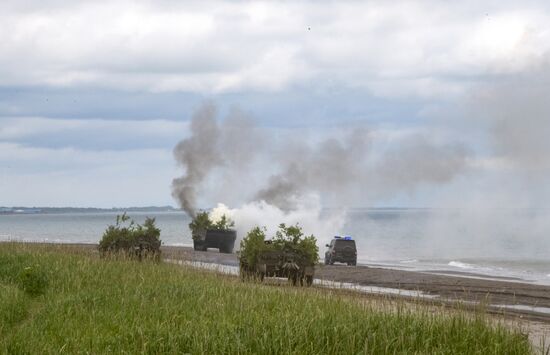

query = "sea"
[1, 209, 549, 286]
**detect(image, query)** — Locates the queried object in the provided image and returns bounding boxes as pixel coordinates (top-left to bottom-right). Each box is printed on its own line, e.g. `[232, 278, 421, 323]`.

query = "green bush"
[18, 265, 48, 296]
[98, 213, 161, 260]
[239, 226, 269, 267]
[240, 224, 319, 268]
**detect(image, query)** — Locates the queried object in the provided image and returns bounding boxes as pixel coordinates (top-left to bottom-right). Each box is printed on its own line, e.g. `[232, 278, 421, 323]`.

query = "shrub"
[18, 265, 48, 296]
[239, 226, 269, 267]
[98, 213, 161, 260]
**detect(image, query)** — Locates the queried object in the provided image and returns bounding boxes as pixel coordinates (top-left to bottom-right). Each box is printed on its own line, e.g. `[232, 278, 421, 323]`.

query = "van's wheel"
[195, 244, 207, 251]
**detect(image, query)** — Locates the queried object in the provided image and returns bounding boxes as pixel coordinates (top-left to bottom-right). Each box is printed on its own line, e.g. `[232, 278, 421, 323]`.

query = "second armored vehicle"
[193, 228, 236, 253]
[324, 236, 357, 266]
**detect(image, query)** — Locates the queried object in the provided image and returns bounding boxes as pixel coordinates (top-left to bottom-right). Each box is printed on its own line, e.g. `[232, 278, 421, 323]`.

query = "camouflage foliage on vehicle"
[188, 211, 234, 239]
[239, 223, 319, 268]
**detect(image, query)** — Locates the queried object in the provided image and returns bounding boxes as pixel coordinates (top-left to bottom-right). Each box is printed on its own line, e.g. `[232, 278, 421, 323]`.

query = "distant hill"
[0, 206, 180, 214]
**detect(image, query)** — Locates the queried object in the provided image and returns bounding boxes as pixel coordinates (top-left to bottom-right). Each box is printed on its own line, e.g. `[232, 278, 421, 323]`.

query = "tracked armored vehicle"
[193, 228, 236, 253]
[239, 224, 318, 287]
[240, 244, 315, 286]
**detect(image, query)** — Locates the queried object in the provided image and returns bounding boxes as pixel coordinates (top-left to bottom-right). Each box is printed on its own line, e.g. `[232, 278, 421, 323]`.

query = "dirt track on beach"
[160, 245, 550, 346]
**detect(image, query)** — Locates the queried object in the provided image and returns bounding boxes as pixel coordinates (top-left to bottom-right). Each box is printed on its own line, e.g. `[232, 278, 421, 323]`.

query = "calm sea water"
[1, 209, 549, 285]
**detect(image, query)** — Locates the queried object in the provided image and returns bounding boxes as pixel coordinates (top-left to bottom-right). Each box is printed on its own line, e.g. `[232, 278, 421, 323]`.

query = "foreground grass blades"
[0, 243, 533, 354]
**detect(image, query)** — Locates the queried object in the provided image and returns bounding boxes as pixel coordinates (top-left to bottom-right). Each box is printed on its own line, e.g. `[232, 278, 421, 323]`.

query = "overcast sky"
[1, 0, 550, 208]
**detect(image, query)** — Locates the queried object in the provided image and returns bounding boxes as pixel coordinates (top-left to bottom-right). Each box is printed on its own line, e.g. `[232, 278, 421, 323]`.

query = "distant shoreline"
[3, 206, 549, 215]
[0, 206, 180, 215]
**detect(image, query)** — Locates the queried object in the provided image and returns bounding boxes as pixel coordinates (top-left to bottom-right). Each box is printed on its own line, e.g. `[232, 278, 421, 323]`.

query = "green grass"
[0, 243, 533, 354]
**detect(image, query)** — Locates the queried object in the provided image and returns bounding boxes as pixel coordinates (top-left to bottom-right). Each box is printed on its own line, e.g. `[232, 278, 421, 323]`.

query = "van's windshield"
[334, 240, 356, 247]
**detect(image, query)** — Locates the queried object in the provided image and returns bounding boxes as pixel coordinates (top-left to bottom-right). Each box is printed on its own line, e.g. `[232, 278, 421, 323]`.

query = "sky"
[1, 0, 550, 208]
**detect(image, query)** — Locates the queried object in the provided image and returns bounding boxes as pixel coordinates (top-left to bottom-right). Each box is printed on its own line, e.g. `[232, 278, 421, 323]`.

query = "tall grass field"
[0, 243, 533, 354]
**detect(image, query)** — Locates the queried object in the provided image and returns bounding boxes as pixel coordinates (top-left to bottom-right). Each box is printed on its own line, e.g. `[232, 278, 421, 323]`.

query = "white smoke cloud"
[210, 194, 347, 249]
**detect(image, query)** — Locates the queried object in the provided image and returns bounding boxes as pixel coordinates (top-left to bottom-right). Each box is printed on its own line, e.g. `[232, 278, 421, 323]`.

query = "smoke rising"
[210, 195, 347, 247]
[172, 102, 469, 217]
[172, 103, 221, 217]
[370, 135, 468, 197]
[172, 103, 264, 217]
[255, 129, 370, 210]
[460, 60, 550, 209]
[481, 73, 550, 174]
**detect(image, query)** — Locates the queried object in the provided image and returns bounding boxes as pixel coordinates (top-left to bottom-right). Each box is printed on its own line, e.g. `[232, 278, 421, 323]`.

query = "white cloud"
[0, 141, 178, 206]
[0, 117, 188, 149]
[2, 0, 550, 209]
[0, 117, 191, 206]
[0, 117, 185, 139]
[1, 1, 550, 97]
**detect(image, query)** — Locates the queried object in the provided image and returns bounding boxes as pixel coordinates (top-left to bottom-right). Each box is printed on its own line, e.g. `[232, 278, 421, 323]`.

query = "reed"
[0, 242, 533, 354]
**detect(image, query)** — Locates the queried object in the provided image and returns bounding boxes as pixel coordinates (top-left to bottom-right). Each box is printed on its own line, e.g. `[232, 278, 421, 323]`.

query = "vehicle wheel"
[289, 273, 299, 286]
[299, 273, 306, 286]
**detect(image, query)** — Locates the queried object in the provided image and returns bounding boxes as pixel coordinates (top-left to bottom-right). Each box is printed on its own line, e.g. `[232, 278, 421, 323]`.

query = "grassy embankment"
[0, 243, 533, 354]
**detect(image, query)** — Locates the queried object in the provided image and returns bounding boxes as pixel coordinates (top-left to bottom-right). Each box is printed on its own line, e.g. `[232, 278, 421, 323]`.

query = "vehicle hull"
[193, 229, 236, 253]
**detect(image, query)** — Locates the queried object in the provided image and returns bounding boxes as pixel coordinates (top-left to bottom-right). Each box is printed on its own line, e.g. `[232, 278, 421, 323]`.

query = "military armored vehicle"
[240, 244, 315, 286]
[324, 236, 357, 266]
[239, 225, 318, 286]
[193, 228, 236, 253]
[189, 211, 236, 253]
